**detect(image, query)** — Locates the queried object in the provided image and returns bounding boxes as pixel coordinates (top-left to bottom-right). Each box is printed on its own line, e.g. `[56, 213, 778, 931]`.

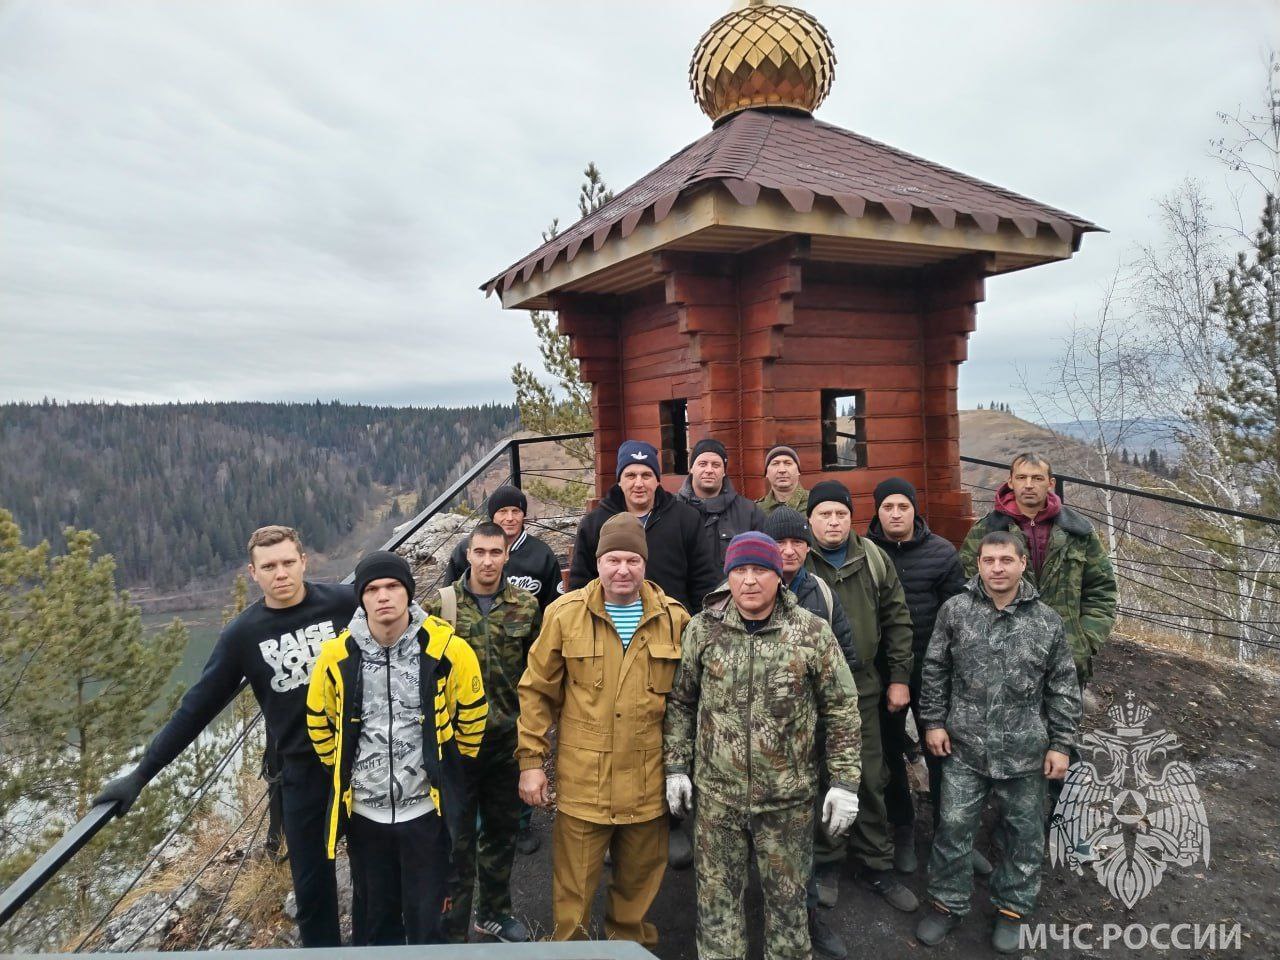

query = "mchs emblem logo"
[1050, 691, 1210, 908]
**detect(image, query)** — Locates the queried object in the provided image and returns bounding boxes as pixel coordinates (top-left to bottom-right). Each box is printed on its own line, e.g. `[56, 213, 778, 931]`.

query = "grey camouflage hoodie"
[349, 602, 433, 822]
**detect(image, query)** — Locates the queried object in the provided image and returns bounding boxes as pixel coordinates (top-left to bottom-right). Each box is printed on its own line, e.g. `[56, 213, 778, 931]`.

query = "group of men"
[96, 440, 1116, 956]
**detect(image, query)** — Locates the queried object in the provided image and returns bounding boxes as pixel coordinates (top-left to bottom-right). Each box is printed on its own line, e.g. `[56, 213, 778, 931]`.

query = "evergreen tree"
[510, 163, 614, 507]
[1209, 195, 1280, 508]
[0, 517, 192, 949]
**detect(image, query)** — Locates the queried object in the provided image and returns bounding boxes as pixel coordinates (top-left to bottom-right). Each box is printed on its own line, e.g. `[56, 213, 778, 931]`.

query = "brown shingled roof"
[482, 109, 1100, 297]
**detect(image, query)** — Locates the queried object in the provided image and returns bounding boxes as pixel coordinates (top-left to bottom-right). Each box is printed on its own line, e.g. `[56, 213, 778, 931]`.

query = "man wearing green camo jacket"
[429, 521, 542, 944]
[916, 531, 1081, 954]
[664, 532, 862, 960]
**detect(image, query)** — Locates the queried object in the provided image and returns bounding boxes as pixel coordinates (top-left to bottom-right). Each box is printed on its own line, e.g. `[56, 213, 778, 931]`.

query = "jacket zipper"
[746, 632, 755, 808]
[385, 647, 396, 823]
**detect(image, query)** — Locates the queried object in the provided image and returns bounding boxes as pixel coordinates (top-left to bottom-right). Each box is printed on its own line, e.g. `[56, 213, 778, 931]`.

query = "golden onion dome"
[690, 0, 836, 123]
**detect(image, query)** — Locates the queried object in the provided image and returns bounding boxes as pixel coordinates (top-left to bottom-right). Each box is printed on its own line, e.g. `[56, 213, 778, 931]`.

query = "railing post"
[510, 441, 522, 489]
[1055, 475, 1065, 504]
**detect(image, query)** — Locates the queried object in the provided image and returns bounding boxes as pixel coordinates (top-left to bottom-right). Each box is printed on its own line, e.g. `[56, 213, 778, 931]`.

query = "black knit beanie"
[762, 506, 811, 544]
[354, 551, 416, 610]
[691, 438, 728, 466]
[806, 479, 853, 516]
[487, 485, 528, 517]
[873, 477, 918, 512]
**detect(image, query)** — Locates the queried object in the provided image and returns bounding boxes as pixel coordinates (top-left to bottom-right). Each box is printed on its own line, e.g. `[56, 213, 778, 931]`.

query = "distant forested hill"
[0, 400, 517, 588]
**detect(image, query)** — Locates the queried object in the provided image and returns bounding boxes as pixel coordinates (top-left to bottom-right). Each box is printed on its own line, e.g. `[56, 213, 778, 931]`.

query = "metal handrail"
[0, 430, 593, 932]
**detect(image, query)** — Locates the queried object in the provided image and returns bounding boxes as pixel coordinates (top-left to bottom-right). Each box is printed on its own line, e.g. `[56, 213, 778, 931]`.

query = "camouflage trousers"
[444, 723, 521, 940]
[815, 693, 892, 871]
[695, 796, 813, 960]
[927, 760, 1046, 917]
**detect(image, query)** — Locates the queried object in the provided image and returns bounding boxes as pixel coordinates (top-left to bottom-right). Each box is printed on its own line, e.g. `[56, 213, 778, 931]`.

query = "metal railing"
[6, 438, 1277, 946]
[0, 430, 593, 942]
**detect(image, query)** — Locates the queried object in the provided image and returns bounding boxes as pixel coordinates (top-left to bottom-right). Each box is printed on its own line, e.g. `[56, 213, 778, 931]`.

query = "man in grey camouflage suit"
[664, 532, 862, 960]
[916, 531, 1081, 954]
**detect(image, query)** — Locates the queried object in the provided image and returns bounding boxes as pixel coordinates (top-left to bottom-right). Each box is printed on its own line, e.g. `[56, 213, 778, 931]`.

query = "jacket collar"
[963, 574, 1040, 608]
[807, 532, 868, 575]
[867, 515, 930, 550]
[703, 583, 798, 630]
[349, 602, 428, 657]
[454, 573, 518, 608]
[584, 577, 669, 630]
[677, 474, 741, 514]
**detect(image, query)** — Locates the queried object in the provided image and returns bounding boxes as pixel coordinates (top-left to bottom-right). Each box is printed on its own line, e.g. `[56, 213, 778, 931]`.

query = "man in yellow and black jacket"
[307, 551, 486, 946]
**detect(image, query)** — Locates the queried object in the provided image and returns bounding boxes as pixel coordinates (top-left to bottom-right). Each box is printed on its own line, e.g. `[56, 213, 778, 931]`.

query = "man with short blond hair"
[518, 513, 690, 945]
[96, 525, 355, 947]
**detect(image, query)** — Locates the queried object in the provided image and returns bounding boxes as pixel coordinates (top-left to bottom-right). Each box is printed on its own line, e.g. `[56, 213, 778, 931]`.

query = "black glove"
[93, 770, 146, 816]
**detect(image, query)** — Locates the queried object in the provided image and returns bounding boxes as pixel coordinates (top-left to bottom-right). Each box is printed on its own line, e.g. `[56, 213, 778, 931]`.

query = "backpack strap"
[437, 585, 458, 628]
[862, 539, 887, 593]
[813, 575, 835, 622]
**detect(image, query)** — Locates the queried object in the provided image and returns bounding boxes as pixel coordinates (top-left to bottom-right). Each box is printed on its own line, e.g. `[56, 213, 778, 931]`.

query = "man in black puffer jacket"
[865, 478, 969, 876]
[568, 440, 719, 615]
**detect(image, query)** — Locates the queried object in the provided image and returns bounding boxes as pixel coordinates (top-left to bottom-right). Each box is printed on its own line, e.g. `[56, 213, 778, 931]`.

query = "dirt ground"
[505, 633, 1280, 959]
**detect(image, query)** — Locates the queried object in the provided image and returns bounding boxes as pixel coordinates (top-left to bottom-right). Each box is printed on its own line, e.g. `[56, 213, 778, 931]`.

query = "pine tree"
[0, 519, 192, 949]
[511, 163, 615, 507]
[1209, 195, 1280, 508]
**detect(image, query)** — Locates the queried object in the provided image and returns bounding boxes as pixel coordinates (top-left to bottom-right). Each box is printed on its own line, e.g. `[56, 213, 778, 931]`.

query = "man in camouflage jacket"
[959, 452, 1116, 683]
[917, 531, 1081, 952]
[664, 533, 862, 960]
[426, 521, 542, 944]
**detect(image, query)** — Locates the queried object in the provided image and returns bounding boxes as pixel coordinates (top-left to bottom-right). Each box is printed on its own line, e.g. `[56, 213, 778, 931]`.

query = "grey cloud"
[1, 0, 1275, 408]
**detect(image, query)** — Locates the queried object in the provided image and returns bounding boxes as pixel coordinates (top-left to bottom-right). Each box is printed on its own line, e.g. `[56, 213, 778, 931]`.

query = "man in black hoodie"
[568, 440, 719, 615]
[443, 485, 563, 611]
[865, 478, 975, 876]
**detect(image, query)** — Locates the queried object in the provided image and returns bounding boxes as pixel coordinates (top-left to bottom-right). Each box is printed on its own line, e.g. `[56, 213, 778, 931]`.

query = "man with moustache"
[518, 513, 690, 946]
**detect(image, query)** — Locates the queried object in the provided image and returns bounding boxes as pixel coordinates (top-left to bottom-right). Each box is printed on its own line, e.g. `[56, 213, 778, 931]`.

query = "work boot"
[474, 914, 530, 943]
[992, 909, 1025, 954]
[915, 902, 961, 946]
[972, 848, 993, 877]
[893, 825, 917, 874]
[860, 867, 919, 913]
[814, 862, 840, 908]
[808, 908, 848, 959]
[668, 823, 693, 870]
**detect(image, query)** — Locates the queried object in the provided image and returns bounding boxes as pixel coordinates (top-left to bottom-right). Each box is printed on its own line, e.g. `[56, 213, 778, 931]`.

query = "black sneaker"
[474, 915, 530, 943]
[915, 902, 961, 946]
[668, 825, 693, 870]
[515, 825, 540, 856]
[992, 910, 1024, 954]
[860, 868, 919, 913]
[808, 908, 848, 959]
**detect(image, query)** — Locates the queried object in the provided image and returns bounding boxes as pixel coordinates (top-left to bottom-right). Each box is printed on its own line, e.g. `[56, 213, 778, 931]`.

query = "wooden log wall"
[555, 243, 979, 546]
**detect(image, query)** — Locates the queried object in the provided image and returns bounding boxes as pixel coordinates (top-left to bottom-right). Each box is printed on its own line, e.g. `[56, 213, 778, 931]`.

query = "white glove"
[821, 786, 859, 837]
[666, 773, 693, 818]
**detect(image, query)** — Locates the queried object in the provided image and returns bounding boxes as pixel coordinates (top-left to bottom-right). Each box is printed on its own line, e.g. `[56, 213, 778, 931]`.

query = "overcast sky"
[1, 1, 1276, 409]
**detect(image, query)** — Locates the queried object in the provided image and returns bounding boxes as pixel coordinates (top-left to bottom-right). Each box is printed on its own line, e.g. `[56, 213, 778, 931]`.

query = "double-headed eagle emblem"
[1049, 691, 1210, 908]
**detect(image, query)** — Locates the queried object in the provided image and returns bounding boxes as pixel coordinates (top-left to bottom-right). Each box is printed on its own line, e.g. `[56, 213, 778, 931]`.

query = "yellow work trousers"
[551, 811, 668, 945]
